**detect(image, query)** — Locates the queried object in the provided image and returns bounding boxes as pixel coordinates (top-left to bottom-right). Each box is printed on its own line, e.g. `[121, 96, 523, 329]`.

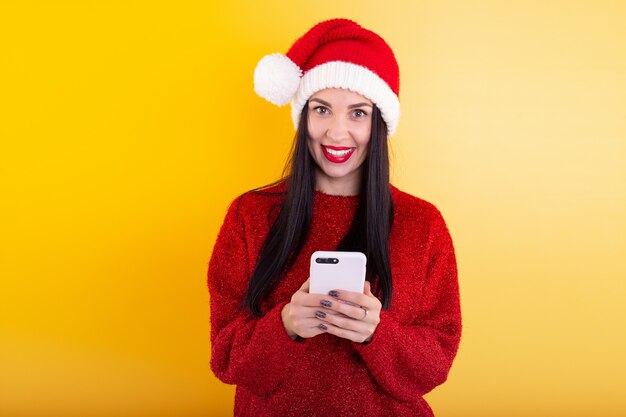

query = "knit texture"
[207, 184, 461, 417]
[286, 19, 399, 95]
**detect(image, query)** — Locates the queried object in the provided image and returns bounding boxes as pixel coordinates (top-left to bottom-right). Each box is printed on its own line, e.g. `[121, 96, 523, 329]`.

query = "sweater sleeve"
[354, 209, 462, 401]
[207, 198, 308, 396]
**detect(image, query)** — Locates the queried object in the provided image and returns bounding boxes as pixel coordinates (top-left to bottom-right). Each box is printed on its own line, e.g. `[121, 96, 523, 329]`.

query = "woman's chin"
[316, 164, 363, 185]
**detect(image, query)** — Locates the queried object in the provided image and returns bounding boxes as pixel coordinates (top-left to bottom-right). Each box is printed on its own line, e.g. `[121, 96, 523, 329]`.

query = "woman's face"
[307, 88, 373, 195]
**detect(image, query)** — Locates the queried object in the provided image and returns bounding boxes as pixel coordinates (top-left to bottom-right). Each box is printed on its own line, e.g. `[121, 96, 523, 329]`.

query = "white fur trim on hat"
[254, 53, 303, 106]
[290, 61, 400, 136]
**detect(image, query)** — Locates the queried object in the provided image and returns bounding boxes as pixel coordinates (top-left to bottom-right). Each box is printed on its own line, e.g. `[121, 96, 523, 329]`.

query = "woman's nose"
[326, 116, 349, 141]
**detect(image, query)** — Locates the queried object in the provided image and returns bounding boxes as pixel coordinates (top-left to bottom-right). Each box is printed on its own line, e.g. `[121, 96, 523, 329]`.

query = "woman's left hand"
[316, 281, 382, 344]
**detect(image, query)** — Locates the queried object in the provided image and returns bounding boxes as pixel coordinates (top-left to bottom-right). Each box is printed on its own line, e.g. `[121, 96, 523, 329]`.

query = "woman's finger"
[364, 281, 373, 296]
[299, 277, 310, 292]
[316, 310, 371, 332]
[319, 296, 374, 321]
[331, 289, 378, 309]
[318, 321, 371, 344]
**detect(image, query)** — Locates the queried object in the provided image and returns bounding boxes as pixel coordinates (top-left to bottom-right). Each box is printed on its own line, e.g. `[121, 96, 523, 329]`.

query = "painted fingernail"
[328, 290, 340, 298]
[320, 299, 332, 308]
[315, 310, 326, 319]
[319, 323, 328, 331]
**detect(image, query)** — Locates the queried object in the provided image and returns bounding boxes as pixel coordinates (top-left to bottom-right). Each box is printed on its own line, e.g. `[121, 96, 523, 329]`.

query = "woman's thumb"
[364, 280, 373, 296]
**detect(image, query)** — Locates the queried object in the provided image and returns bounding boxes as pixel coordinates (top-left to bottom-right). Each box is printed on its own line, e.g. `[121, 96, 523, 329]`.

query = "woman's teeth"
[324, 147, 352, 156]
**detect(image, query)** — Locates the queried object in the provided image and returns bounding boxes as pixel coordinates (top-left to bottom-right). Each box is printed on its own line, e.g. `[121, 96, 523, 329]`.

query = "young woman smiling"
[208, 18, 461, 417]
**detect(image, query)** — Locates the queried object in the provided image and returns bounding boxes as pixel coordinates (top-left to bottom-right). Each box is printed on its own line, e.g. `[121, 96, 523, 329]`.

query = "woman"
[208, 18, 461, 417]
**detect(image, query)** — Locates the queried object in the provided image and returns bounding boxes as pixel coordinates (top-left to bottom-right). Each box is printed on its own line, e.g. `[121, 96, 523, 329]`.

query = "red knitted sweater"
[207, 184, 461, 417]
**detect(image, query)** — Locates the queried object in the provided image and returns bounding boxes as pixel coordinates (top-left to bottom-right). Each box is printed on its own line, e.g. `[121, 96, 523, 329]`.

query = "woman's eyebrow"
[309, 98, 373, 109]
[310, 98, 331, 107]
[348, 102, 373, 109]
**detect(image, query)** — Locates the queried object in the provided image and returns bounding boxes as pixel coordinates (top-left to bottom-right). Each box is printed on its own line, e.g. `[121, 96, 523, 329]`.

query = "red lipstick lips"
[321, 145, 355, 163]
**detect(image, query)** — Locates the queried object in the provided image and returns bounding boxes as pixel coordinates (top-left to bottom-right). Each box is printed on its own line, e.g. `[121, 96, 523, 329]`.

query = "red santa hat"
[253, 18, 400, 137]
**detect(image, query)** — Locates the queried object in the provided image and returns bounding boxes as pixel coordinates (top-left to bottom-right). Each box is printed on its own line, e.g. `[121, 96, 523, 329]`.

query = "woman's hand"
[281, 279, 382, 343]
[317, 281, 382, 343]
[281, 278, 328, 340]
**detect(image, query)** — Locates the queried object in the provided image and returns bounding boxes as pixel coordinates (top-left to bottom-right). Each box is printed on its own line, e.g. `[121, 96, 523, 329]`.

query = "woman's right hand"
[281, 278, 330, 340]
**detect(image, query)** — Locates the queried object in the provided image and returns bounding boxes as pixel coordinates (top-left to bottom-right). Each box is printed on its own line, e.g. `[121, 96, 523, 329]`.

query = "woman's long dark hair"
[243, 103, 394, 316]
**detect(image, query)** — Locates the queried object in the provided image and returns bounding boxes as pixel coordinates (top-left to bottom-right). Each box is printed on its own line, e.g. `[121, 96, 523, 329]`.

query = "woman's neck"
[314, 169, 362, 196]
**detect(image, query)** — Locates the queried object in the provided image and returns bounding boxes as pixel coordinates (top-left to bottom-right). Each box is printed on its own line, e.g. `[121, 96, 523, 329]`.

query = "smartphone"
[309, 251, 367, 295]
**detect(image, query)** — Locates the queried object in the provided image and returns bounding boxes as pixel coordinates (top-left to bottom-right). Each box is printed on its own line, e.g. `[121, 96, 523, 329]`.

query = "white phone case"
[309, 251, 367, 295]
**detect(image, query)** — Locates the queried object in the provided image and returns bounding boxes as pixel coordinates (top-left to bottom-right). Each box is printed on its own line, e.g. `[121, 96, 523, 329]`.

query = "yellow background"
[1, 1, 625, 416]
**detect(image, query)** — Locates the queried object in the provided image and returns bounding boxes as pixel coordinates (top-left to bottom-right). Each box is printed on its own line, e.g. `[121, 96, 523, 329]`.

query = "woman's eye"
[353, 109, 368, 118]
[313, 106, 329, 115]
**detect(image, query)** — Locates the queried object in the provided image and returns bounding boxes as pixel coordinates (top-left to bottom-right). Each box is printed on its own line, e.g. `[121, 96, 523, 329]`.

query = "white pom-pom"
[254, 53, 302, 106]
